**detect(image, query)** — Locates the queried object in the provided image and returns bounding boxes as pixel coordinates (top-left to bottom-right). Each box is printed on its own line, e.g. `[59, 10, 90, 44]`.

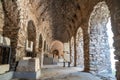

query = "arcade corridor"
[0, 0, 120, 80]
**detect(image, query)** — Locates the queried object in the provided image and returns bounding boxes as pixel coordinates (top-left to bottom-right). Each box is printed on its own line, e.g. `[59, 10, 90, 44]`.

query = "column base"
[14, 70, 41, 79]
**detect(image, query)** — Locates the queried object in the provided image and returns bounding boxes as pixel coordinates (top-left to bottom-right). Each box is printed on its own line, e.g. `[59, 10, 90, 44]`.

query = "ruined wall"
[1, 0, 52, 62]
[16, 0, 56, 60]
[89, 2, 111, 74]
[15, 0, 39, 60]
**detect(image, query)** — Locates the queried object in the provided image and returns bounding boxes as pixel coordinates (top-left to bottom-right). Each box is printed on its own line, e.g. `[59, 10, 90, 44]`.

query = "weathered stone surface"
[0, 1, 4, 34]
[16, 58, 40, 72]
[0, 0, 119, 79]
[63, 52, 70, 62]
[89, 2, 111, 74]
[0, 64, 10, 74]
[116, 61, 120, 80]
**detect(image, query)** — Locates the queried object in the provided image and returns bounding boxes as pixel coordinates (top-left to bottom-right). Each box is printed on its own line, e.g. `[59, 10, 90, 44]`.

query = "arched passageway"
[26, 20, 36, 57]
[89, 1, 115, 79]
[76, 27, 84, 70]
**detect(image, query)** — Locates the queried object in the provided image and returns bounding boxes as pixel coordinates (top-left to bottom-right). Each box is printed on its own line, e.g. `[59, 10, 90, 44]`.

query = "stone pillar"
[83, 27, 90, 72]
[113, 34, 120, 80]
[70, 37, 74, 66]
[15, 58, 41, 79]
[69, 40, 72, 63]
[74, 34, 77, 67]
[111, 0, 120, 79]
[40, 41, 44, 68]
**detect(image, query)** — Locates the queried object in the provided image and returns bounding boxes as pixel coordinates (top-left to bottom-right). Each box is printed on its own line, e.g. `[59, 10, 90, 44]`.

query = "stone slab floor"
[12, 65, 102, 80]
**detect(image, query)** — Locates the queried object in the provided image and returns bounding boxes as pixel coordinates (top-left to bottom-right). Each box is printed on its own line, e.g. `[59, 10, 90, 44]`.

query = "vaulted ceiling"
[2, 0, 114, 43]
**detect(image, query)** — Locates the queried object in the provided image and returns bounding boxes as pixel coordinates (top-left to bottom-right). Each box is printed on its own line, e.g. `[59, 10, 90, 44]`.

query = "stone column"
[110, 4, 119, 80]
[74, 34, 77, 67]
[111, 0, 120, 79]
[83, 27, 90, 72]
[69, 40, 72, 63]
[113, 14, 120, 80]
[40, 41, 44, 68]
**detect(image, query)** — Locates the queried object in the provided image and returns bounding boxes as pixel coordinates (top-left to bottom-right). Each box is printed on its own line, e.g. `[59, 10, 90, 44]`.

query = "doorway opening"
[26, 20, 36, 57]
[88, 1, 115, 79]
[76, 27, 84, 70]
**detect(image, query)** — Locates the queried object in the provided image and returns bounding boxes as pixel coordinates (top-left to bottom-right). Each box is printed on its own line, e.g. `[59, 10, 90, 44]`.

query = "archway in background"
[27, 20, 36, 57]
[76, 27, 84, 70]
[89, 1, 115, 77]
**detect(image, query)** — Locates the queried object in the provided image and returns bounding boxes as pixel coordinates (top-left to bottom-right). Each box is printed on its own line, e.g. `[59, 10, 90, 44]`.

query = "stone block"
[43, 56, 53, 65]
[0, 64, 10, 74]
[3, 37, 10, 46]
[14, 70, 41, 79]
[0, 71, 14, 80]
[15, 58, 41, 79]
[63, 53, 70, 62]
[58, 58, 64, 62]
[22, 57, 31, 60]
[0, 35, 3, 44]
[16, 58, 40, 72]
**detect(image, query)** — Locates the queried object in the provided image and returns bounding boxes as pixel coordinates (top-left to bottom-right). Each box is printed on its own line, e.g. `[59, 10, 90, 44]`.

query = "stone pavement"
[40, 65, 102, 80]
[12, 65, 102, 80]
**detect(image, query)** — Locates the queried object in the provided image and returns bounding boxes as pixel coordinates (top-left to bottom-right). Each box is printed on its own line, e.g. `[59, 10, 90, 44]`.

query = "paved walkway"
[40, 65, 102, 80]
[12, 65, 102, 80]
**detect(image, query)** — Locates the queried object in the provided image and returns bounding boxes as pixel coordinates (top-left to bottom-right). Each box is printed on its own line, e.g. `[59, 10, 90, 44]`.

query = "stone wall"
[1, 0, 120, 79]
[89, 2, 111, 74]
[112, 1, 120, 79]
[15, 0, 39, 60]
[0, 0, 4, 34]
[1, 0, 20, 66]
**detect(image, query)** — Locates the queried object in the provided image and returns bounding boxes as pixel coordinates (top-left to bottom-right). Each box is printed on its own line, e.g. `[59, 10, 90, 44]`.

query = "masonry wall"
[0, 1, 4, 34]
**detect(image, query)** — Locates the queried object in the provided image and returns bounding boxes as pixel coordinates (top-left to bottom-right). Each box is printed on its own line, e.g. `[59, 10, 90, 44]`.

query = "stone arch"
[50, 40, 64, 57]
[52, 49, 59, 58]
[76, 27, 84, 69]
[27, 20, 36, 57]
[88, 1, 112, 75]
